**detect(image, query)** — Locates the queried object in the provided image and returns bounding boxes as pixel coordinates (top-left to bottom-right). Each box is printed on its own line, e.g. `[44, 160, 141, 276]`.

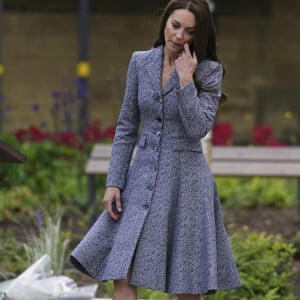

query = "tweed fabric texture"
[70, 46, 240, 295]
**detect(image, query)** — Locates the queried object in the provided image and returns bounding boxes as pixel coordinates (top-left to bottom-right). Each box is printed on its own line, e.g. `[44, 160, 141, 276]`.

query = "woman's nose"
[175, 30, 183, 40]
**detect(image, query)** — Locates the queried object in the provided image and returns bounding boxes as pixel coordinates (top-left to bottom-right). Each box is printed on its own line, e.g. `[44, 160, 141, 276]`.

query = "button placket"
[141, 95, 163, 213]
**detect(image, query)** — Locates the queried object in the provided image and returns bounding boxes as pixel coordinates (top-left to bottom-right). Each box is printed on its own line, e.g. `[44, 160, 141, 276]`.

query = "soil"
[2, 207, 300, 298]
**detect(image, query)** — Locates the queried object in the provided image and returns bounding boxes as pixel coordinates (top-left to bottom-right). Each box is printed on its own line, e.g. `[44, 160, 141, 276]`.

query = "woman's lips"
[171, 41, 182, 48]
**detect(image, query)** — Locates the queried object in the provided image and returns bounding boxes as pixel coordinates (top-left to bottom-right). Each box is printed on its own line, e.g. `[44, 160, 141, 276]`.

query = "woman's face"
[164, 9, 196, 56]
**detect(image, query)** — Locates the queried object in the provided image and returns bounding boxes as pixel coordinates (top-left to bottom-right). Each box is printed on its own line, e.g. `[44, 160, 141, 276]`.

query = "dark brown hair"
[154, 0, 227, 104]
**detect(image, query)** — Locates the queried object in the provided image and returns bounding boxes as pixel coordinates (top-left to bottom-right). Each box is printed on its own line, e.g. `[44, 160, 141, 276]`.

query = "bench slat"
[212, 146, 300, 161]
[86, 160, 109, 175]
[211, 161, 300, 177]
[90, 144, 112, 158]
[86, 145, 300, 177]
[87, 160, 300, 177]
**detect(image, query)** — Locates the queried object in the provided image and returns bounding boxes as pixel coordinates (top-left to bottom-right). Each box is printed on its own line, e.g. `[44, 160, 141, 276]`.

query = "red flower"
[102, 126, 115, 140]
[83, 121, 103, 142]
[13, 119, 116, 149]
[56, 131, 79, 148]
[15, 126, 49, 143]
[266, 140, 288, 147]
[252, 125, 273, 145]
[15, 128, 30, 143]
[212, 122, 233, 146]
[82, 121, 115, 142]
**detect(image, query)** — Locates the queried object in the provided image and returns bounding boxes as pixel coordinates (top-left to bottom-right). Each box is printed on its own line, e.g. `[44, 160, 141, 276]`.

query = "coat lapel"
[144, 46, 179, 96]
[145, 46, 163, 95]
[162, 70, 179, 96]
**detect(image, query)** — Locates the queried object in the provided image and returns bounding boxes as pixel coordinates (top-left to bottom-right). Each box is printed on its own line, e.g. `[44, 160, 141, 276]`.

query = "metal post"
[77, 0, 90, 135]
[0, 0, 3, 134]
[88, 174, 97, 226]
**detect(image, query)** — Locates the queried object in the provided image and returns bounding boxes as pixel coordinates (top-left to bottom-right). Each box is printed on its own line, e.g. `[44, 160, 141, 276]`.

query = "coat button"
[153, 166, 158, 171]
[156, 117, 162, 123]
[156, 95, 163, 102]
[147, 185, 153, 191]
[155, 95, 163, 102]
[143, 204, 150, 209]
[156, 131, 162, 137]
[154, 147, 159, 152]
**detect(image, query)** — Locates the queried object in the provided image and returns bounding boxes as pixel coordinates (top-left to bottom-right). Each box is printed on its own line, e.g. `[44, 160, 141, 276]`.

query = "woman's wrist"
[179, 75, 193, 88]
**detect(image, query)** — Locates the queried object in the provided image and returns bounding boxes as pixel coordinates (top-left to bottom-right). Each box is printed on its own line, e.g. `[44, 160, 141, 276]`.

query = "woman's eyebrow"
[171, 18, 195, 30]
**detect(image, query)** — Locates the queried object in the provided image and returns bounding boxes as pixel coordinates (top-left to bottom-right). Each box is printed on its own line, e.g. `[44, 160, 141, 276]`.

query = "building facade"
[2, 0, 300, 144]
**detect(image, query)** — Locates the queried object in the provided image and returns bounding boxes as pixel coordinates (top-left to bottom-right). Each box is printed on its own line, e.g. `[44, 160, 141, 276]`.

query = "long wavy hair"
[154, 0, 227, 104]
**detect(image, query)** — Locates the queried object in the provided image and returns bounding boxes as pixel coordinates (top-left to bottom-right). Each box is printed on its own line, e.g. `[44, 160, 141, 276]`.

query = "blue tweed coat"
[71, 46, 240, 295]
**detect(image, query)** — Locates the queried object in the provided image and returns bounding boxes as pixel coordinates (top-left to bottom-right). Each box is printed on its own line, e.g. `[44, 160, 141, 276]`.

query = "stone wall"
[2, 0, 300, 143]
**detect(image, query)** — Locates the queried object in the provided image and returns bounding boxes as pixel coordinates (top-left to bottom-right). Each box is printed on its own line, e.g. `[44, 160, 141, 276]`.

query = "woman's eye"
[187, 30, 195, 35]
[172, 23, 180, 28]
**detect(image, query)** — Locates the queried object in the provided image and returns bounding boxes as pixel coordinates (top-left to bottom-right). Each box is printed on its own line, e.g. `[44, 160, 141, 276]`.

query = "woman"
[70, 0, 240, 299]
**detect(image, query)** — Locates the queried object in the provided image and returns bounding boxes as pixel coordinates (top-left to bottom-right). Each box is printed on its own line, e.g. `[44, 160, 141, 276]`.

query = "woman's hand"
[103, 186, 122, 221]
[175, 43, 198, 88]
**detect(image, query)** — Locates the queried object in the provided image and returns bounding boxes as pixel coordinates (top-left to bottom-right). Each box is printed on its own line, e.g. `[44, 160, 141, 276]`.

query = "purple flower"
[31, 103, 40, 112]
[51, 91, 61, 99]
[77, 84, 89, 98]
[35, 210, 44, 228]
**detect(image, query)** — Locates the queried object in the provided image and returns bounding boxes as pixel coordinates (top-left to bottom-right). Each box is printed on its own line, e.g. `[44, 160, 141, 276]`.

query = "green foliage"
[0, 230, 28, 280]
[99, 280, 175, 299]
[215, 177, 297, 208]
[137, 288, 175, 299]
[205, 229, 296, 300]
[0, 137, 102, 210]
[0, 186, 39, 221]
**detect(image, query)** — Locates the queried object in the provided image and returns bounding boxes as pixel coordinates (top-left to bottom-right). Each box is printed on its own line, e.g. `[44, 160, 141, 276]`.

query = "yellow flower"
[284, 111, 293, 119]
[76, 61, 91, 78]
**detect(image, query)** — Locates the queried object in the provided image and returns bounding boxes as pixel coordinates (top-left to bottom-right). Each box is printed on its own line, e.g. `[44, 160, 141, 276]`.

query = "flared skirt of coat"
[70, 145, 240, 295]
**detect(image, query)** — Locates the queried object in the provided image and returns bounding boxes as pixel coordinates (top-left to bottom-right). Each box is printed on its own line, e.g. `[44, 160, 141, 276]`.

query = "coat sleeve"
[176, 60, 223, 140]
[106, 53, 140, 190]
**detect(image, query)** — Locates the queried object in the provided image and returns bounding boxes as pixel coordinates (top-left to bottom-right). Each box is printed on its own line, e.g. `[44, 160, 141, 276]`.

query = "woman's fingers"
[175, 43, 198, 80]
[183, 43, 192, 57]
[103, 187, 122, 221]
[193, 50, 198, 65]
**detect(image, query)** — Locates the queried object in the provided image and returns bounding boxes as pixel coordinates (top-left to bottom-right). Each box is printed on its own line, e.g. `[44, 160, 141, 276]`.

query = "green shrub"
[205, 229, 296, 299]
[0, 230, 28, 280]
[0, 139, 92, 209]
[215, 177, 297, 208]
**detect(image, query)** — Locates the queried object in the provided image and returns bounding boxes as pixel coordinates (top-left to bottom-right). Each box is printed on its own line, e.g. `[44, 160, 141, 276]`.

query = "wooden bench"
[86, 144, 300, 221]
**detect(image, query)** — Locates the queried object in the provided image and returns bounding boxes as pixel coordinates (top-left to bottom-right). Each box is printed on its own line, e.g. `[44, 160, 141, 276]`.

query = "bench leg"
[87, 175, 98, 227]
[87, 174, 96, 207]
[298, 178, 300, 226]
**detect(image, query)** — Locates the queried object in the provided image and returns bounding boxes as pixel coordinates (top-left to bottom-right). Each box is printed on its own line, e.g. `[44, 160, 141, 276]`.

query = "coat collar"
[144, 45, 179, 96]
